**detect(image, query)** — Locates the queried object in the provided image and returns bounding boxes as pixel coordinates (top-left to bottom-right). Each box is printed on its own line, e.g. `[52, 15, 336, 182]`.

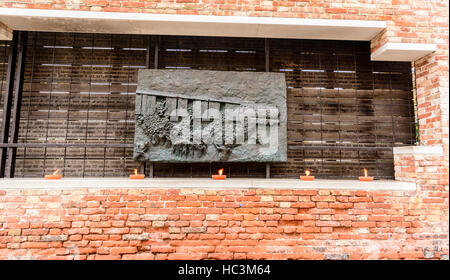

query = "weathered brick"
[142, 214, 168, 221]
[122, 233, 150, 241]
[41, 235, 68, 242]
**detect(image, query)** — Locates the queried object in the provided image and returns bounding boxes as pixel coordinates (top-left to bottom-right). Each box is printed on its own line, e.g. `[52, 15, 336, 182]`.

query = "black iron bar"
[299, 41, 306, 175]
[318, 46, 324, 176]
[0, 41, 6, 106]
[0, 143, 134, 148]
[353, 42, 361, 174]
[22, 32, 37, 177]
[147, 35, 159, 178]
[0, 143, 394, 150]
[6, 31, 27, 178]
[412, 62, 420, 144]
[407, 66, 414, 145]
[265, 38, 270, 72]
[145, 35, 151, 69]
[0, 31, 17, 177]
[42, 32, 56, 178]
[371, 56, 379, 177]
[140, 35, 152, 175]
[265, 38, 270, 179]
[154, 36, 159, 70]
[288, 145, 393, 151]
[0, 41, 5, 174]
[149, 161, 154, 178]
[103, 34, 113, 177]
[336, 42, 343, 178]
[63, 33, 76, 176]
[82, 33, 95, 177]
[122, 35, 132, 177]
[389, 67, 396, 148]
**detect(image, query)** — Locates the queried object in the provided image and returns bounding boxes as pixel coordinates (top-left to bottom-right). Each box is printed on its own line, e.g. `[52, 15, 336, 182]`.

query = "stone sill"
[0, 178, 416, 191]
[393, 145, 444, 155]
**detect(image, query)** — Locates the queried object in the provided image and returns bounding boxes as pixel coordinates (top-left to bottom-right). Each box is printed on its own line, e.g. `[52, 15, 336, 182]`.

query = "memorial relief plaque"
[133, 69, 287, 162]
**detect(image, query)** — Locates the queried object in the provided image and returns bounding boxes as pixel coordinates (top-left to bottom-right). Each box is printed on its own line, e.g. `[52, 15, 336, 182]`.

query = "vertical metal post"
[145, 35, 151, 70]
[122, 35, 132, 177]
[147, 35, 160, 178]
[149, 162, 154, 178]
[103, 34, 113, 177]
[265, 38, 270, 72]
[154, 36, 160, 70]
[42, 32, 56, 177]
[139, 36, 152, 176]
[82, 33, 94, 177]
[353, 42, 361, 173]
[139, 162, 145, 175]
[265, 38, 271, 179]
[63, 33, 75, 177]
[0, 31, 18, 178]
[6, 31, 27, 178]
[336, 43, 343, 178]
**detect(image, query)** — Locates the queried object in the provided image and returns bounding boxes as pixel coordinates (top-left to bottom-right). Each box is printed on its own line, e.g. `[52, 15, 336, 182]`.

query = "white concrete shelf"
[0, 8, 385, 41]
[0, 178, 416, 191]
[371, 43, 436, 62]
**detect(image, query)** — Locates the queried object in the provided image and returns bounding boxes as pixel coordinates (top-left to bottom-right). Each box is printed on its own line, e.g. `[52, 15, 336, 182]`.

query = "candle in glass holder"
[300, 170, 315, 181]
[45, 169, 62, 180]
[130, 168, 145, 179]
[212, 168, 226, 180]
[359, 168, 373, 182]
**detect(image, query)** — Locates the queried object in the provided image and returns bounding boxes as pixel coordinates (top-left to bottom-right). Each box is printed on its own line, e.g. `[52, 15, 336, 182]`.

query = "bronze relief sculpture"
[134, 69, 287, 163]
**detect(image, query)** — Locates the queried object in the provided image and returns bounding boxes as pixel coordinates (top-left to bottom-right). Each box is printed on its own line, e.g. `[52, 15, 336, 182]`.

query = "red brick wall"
[0, 186, 448, 260]
[0, 0, 448, 260]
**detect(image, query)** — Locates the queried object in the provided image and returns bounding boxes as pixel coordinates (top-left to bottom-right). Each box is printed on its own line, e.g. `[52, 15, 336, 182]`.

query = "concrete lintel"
[0, 178, 416, 191]
[0, 21, 13, 40]
[0, 8, 386, 41]
[371, 42, 436, 62]
[393, 145, 444, 156]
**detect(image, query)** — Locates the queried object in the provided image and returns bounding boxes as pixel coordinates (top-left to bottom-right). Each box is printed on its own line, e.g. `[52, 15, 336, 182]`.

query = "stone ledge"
[0, 178, 416, 191]
[393, 145, 444, 155]
[0, 8, 385, 41]
[371, 42, 436, 61]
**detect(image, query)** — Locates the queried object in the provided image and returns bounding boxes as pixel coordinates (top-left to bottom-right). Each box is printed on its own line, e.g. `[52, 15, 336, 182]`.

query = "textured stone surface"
[134, 69, 287, 163]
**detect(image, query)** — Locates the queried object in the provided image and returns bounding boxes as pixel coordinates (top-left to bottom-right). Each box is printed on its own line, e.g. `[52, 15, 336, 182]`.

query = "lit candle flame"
[134, 168, 138, 176]
[305, 170, 310, 176]
[364, 168, 368, 177]
[52, 169, 60, 176]
[218, 169, 223, 176]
